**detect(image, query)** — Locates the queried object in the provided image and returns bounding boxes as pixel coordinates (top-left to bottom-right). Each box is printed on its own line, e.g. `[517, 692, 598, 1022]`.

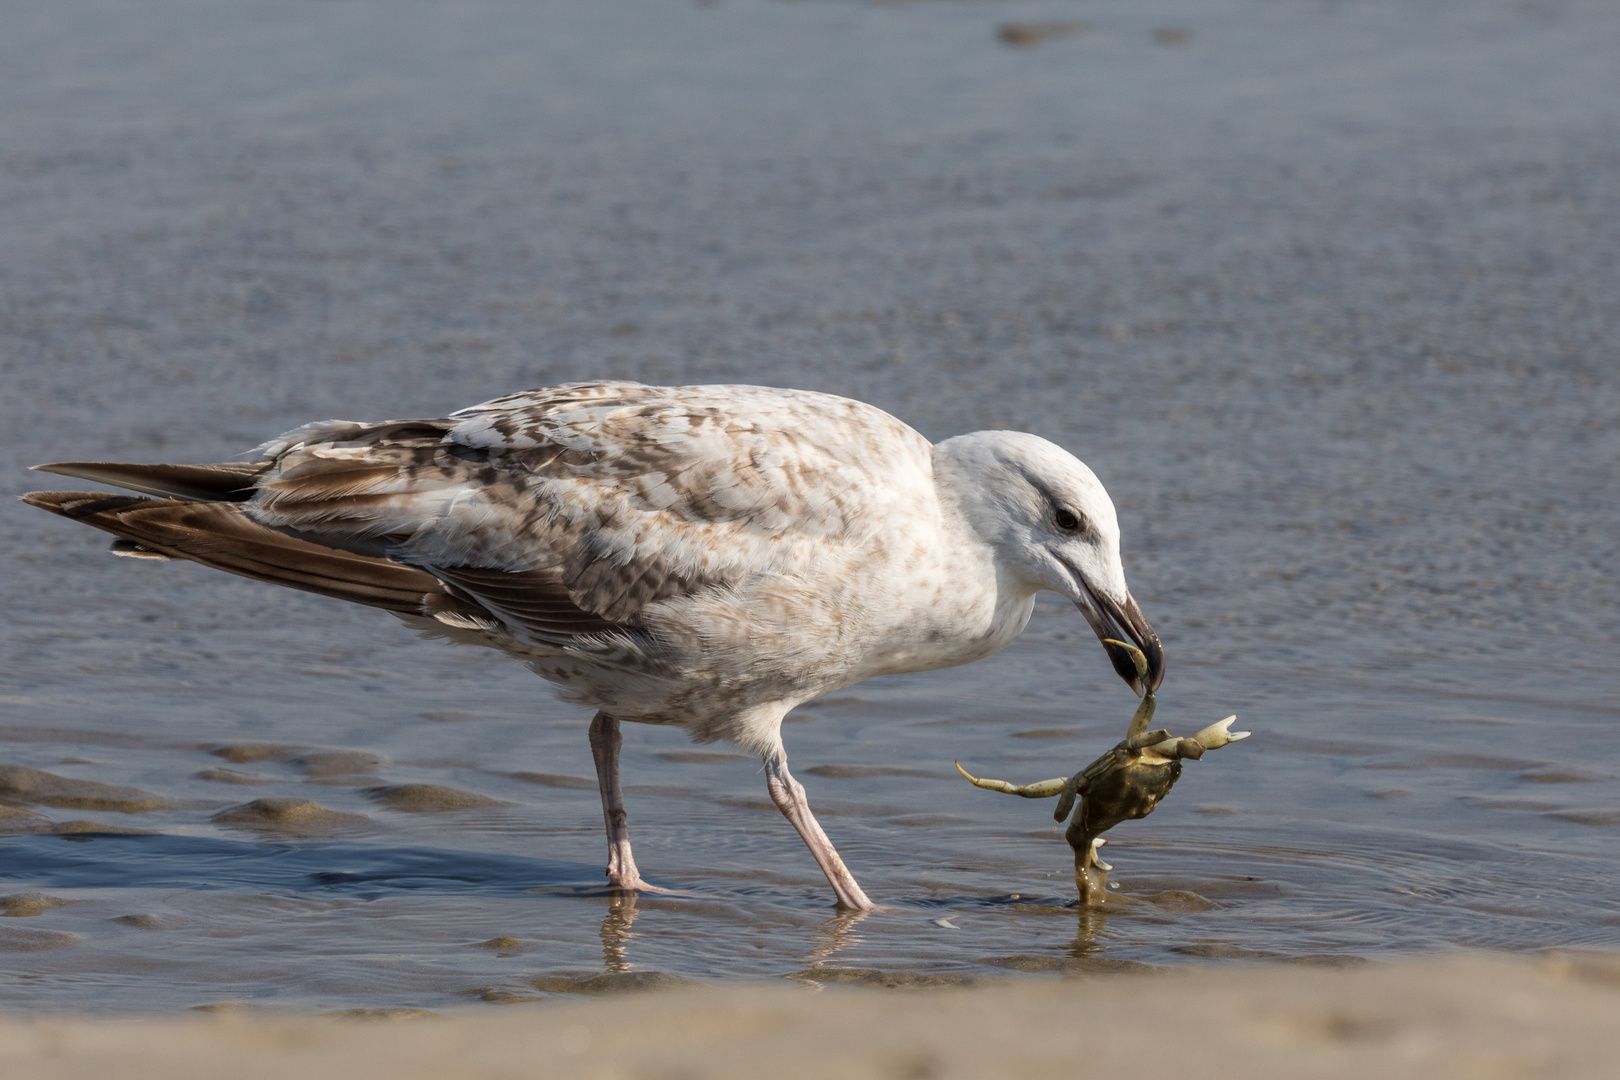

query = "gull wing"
[28, 382, 935, 647]
[251, 382, 932, 632]
[19, 490, 464, 616]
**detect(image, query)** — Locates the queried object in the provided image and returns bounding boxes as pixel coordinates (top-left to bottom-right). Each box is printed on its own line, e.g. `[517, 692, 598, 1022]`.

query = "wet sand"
[4, 954, 1619, 1079]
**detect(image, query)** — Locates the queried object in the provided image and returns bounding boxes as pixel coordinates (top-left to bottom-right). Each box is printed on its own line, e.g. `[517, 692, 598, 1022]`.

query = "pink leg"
[765, 754, 875, 911]
[588, 712, 666, 893]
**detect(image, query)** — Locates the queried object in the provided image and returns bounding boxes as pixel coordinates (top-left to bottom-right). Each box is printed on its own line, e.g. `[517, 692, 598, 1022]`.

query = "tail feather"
[21, 490, 456, 616]
[30, 461, 269, 502]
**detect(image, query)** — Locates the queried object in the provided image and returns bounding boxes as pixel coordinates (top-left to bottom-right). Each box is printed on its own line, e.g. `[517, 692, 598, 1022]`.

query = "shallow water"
[1, 0, 1618, 1012]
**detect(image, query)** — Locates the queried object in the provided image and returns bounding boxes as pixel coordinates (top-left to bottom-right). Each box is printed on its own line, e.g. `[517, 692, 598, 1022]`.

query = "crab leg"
[953, 761, 1068, 798]
[1053, 773, 1082, 823]
[1069, 832, 1112, 904]
[1104, 639, 1159, 740]
[1145, 716, 1250, 760]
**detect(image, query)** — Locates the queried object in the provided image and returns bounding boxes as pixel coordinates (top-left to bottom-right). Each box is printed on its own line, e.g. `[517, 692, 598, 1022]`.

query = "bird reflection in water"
[597, 894, 869, 976]
[801, 909, 872, 969]
[1067, 904, 1111, 959]
[600, 893, 640, 974]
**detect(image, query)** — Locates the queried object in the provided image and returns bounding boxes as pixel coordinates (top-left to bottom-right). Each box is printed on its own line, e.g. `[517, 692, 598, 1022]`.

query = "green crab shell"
[1073, 755, 1183, 839]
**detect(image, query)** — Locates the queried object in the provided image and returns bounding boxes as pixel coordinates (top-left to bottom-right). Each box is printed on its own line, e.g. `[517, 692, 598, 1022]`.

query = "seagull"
[22, 381, 1163, 911]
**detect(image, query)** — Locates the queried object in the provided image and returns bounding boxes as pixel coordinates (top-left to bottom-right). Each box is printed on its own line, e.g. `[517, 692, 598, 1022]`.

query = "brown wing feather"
[428, 565, 622, 637]
[31, 462, 270, 502]
[21, 490, 462, 616]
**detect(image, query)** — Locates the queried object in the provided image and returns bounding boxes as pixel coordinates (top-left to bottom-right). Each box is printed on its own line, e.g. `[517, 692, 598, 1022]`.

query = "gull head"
[935, 430, 1165, 694]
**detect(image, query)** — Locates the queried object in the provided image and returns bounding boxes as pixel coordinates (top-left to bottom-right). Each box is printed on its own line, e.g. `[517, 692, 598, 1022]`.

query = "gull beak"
[1074, 584, 1165, 696]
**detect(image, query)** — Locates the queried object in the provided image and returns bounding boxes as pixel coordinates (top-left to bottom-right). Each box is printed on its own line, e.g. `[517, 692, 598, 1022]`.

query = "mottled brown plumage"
[23, 380, 1163, 910]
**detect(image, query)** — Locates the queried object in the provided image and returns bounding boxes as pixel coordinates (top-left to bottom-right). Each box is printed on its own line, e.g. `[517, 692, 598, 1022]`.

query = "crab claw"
[1072, 835, 1113, 905]
[1190, 715, 1249, 751]
[1090, 836, 1113, 872]
[1101, 638, 1152, 700]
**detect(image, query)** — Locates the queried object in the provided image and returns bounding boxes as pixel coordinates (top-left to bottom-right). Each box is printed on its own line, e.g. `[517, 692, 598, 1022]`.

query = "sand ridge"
[0, 954, 1617, 1079]
[0, 766, 174, 814]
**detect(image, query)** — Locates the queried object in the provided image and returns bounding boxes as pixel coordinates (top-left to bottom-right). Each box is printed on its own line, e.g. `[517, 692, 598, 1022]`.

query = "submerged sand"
[2, 953, 1617, 1080]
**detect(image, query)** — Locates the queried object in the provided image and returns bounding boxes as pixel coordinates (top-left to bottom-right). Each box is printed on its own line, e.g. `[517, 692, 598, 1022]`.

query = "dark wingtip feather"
[29, 461, 267, 502]
[22, 489, 460, 615]
[20, 490, 150, 519]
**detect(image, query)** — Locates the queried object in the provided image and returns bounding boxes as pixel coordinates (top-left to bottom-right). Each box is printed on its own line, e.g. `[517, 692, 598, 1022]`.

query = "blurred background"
[1, 0, 1616, 1011]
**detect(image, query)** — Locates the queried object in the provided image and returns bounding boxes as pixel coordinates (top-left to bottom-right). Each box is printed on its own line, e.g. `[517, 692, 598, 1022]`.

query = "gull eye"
[1054, 508, 1080, 531]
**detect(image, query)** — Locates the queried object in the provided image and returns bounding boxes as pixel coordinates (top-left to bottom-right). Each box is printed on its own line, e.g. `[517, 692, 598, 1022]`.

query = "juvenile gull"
[23, 381, 1163, 911]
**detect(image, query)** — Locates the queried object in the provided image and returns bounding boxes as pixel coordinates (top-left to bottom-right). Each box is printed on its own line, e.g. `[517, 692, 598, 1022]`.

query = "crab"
[955, 640, 1249, 905]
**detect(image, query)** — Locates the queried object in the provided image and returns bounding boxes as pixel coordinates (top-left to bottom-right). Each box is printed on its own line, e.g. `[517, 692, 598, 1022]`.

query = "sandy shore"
[3, 953, 1617, 1080]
